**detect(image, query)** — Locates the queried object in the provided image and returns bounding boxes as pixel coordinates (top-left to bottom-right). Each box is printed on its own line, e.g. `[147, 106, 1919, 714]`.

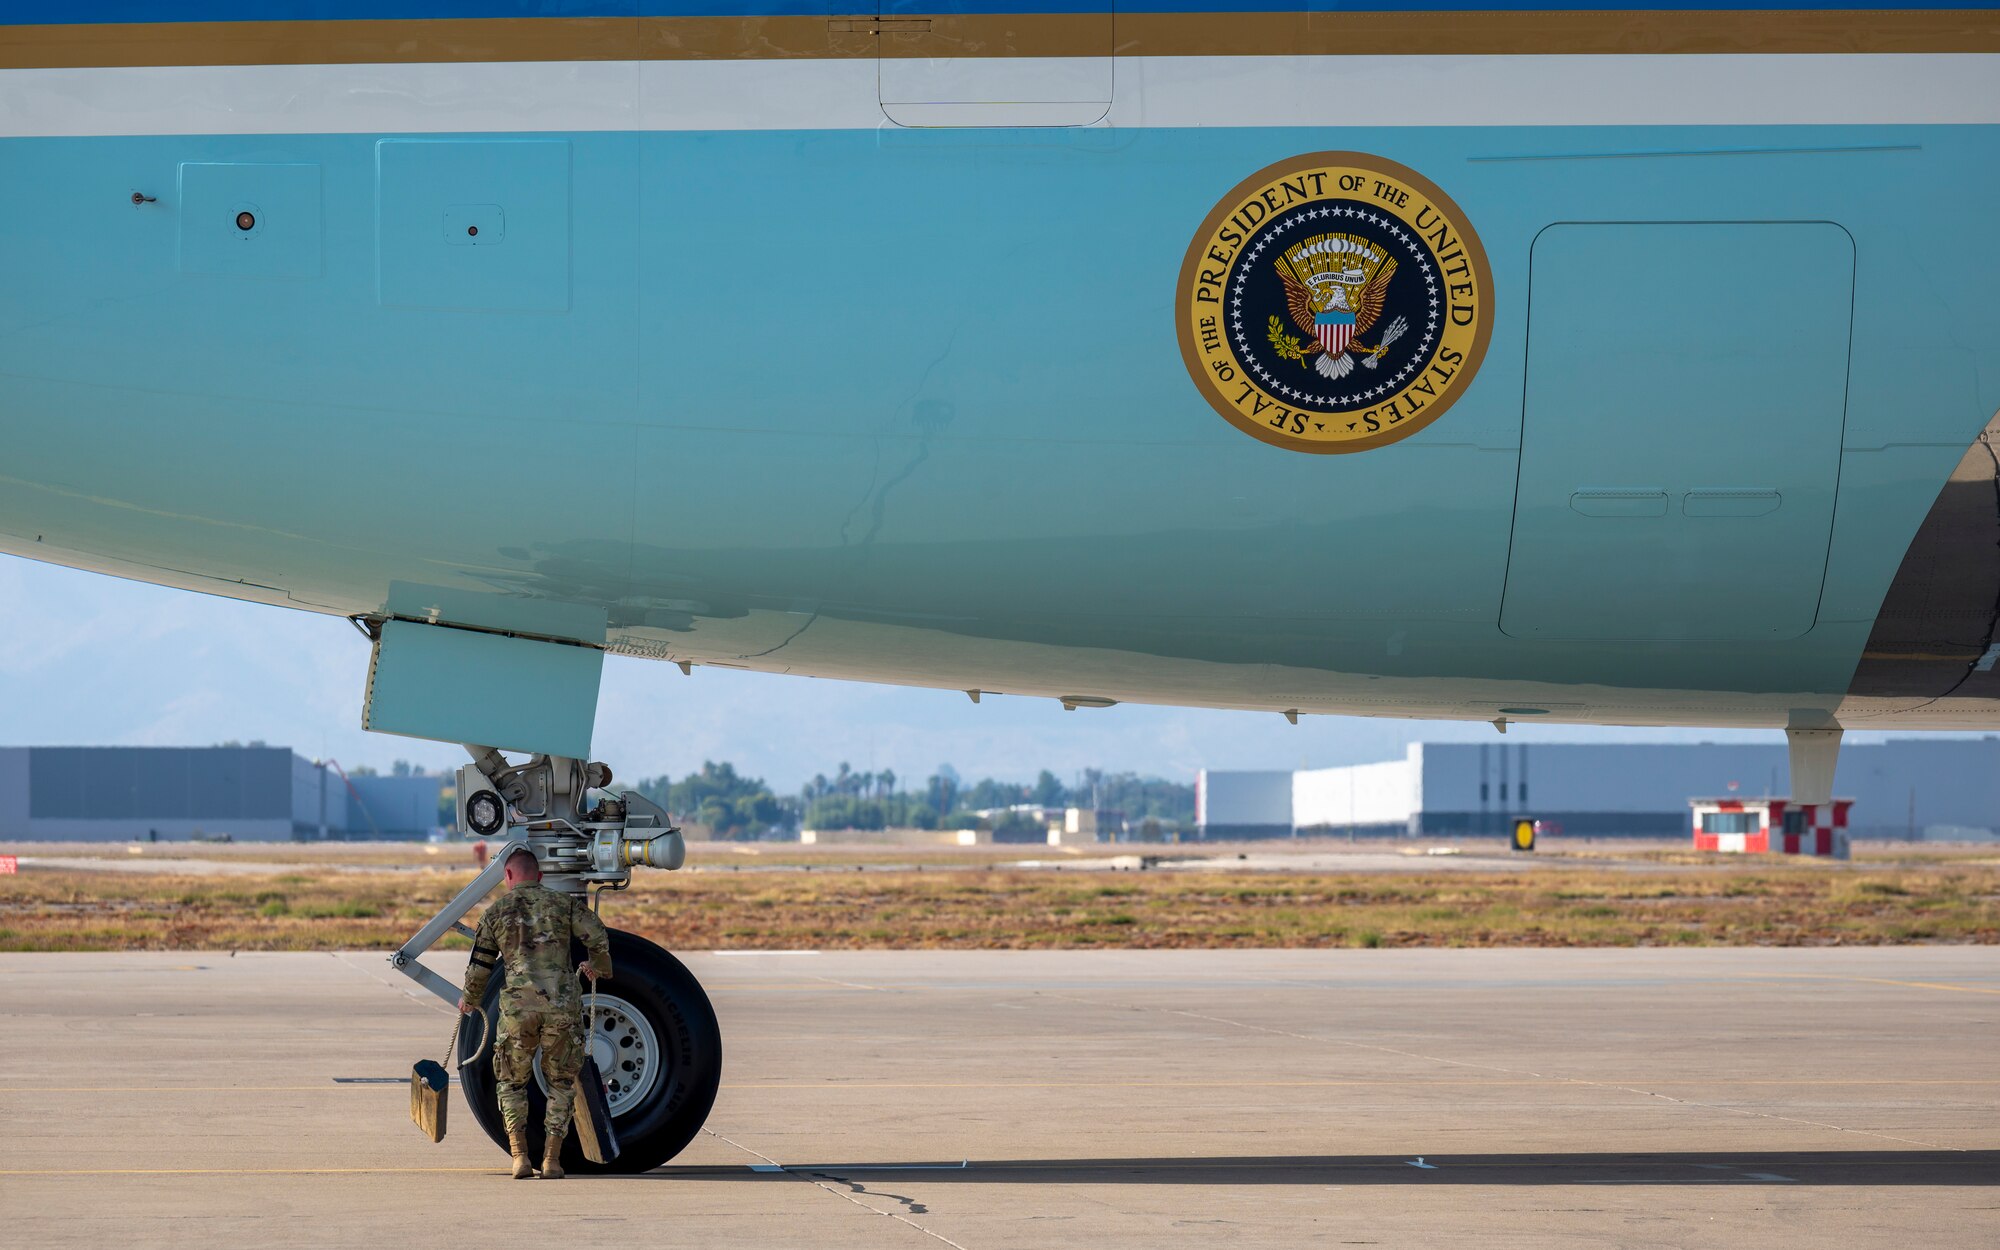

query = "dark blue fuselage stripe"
[4, 1, 1995, 27]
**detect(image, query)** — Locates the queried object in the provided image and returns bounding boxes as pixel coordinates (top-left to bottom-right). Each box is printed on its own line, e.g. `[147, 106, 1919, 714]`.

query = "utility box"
[1691, 797, 1851, 859]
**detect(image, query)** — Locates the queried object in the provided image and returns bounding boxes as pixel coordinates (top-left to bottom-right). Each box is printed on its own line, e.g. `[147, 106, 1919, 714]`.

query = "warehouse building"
[338, 772, 449, 840]
[0, 746, 447, 841]
[1197, 738, 2000, 841]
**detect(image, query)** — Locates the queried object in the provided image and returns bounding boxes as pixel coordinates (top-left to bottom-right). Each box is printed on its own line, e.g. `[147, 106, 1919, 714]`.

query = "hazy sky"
[0, 554, 1955, 792]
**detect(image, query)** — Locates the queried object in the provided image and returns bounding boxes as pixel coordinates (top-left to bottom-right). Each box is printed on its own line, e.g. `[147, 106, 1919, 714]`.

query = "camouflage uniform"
[460, 882, 614, 1142]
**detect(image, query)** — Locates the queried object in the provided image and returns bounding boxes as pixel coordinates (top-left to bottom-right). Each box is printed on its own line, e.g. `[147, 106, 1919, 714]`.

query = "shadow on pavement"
[644, 1151, 1997, 1185]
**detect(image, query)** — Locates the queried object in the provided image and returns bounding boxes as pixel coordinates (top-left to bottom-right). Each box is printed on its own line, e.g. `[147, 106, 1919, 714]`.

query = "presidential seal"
[1176, 152, 1493, 453]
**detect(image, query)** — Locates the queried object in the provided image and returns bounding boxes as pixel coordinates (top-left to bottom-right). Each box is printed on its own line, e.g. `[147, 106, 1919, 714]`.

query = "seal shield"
[1176, 152, 1493, 454]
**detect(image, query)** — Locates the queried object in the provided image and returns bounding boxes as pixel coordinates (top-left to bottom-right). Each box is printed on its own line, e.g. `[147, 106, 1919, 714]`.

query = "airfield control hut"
[1690, 797, 1853, 859]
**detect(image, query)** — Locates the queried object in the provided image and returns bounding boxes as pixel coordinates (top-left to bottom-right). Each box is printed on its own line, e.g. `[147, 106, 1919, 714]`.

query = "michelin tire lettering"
[1177, 152, 1494, 454]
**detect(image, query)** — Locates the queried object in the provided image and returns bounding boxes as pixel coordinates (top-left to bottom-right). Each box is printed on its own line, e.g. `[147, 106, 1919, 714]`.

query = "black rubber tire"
[459, 928, 722, 1173]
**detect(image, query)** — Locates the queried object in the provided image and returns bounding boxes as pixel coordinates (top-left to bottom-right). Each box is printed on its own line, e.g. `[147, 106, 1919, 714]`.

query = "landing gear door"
[873, 1, 1113, 127]
[1500, 222, 1855, 642]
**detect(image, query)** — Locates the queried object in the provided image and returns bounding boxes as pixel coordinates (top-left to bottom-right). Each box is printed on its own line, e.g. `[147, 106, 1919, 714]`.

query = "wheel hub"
[532, 990, 662, 1116]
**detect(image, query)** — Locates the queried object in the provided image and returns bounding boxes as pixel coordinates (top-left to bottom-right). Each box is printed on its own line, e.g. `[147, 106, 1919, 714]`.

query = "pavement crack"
[701, 1130, 968, 1248]
[808, 1170, 929, 1215]
[327, 952, 455, 1014]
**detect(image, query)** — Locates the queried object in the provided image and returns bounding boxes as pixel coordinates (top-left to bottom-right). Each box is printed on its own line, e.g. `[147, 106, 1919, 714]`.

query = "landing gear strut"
[390, 747, 722, 1173]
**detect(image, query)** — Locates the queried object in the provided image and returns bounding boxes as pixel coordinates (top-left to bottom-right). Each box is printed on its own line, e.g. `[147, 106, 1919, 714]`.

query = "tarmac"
[1, 947, 1994, 1249]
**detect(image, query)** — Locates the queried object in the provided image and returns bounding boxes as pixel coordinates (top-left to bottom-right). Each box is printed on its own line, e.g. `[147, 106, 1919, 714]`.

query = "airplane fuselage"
[3, 4, 1999, 732]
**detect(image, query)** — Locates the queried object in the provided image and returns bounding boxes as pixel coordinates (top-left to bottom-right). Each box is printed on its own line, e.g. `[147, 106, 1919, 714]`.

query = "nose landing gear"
[389, 747, 721, 1173]
[459, 928, 722, 1174]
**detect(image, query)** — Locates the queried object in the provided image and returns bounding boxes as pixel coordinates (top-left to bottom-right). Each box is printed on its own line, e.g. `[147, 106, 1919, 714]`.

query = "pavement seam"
[327, 951, 457, 1015]
[1045, 993, 1971, 1154]
[701, 1129, 971, 1249]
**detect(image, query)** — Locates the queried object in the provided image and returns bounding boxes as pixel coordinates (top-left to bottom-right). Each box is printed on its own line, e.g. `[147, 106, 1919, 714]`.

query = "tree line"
[630, 761, 1194, 838]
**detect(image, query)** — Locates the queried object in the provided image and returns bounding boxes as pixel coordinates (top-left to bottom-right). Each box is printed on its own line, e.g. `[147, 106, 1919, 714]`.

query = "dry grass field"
[2, 841, 1996, 951]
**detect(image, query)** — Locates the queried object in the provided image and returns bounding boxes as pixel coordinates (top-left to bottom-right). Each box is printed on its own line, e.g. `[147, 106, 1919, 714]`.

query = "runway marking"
[1735, 973, 2000, 997]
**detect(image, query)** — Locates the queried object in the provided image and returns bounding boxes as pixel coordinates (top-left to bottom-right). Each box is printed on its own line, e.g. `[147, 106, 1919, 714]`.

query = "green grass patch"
[296, 901, 381, 919]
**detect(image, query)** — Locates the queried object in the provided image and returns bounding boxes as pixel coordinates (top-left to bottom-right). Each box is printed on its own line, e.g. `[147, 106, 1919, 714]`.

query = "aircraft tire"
[458, 927, 723, 1173]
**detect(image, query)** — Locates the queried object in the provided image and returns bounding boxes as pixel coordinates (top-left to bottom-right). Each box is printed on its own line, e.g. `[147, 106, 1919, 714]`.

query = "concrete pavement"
[1, 947, 1994, 1248]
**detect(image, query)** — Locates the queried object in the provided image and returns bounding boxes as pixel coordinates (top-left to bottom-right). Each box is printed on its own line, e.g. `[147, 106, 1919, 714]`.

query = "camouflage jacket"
[461, 882, 613, 1013]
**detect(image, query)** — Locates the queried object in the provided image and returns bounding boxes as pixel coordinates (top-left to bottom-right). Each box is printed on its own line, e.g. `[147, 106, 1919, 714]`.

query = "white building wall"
[1195, 770, 1293, 829]
[1417, 743, 1791, 815]
[1294, 755, 1416, 830]
[1288, 738, 2000, 839]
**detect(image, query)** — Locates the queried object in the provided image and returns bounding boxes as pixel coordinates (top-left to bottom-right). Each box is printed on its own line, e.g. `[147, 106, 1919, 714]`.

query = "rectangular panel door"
[1500, 222, 1854, 642]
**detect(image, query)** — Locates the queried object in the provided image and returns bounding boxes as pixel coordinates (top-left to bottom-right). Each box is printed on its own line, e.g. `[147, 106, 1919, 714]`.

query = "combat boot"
[508, 1130, 534, 1180]
[540, 1139, 565, 1181]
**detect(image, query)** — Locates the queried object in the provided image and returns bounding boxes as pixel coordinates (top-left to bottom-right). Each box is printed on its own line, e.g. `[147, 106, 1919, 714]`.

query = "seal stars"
[1175, 151, 1494, 455]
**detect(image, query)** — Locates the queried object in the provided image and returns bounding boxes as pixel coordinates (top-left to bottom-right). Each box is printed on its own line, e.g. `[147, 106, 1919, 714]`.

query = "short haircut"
[504, 848, 540, 876]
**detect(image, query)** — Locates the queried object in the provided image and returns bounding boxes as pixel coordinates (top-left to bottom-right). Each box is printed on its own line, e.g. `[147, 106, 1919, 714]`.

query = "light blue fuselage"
[3, 30, 1999, 729]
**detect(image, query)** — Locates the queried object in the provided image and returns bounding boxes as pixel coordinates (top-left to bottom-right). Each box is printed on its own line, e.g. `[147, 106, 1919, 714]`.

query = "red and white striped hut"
[1689, 797, 1851, 859]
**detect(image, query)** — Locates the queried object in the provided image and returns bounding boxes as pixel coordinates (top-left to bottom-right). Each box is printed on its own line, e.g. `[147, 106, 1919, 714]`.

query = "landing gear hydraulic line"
[390, 746, 721, 1173]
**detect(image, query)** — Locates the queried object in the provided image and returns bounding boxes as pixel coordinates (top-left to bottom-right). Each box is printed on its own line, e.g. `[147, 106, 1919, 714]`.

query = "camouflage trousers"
[492, 1004, 585, 1140]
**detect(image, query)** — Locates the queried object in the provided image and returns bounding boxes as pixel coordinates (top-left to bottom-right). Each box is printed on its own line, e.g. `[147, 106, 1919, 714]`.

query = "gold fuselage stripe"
[1, 12, 1997, 70]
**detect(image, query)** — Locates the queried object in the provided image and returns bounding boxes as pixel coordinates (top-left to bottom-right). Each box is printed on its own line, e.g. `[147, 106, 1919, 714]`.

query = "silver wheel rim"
[531, 991, 662, 1117]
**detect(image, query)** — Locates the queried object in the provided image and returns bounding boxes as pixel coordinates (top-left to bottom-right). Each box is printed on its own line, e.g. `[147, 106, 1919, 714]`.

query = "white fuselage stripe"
[0, 54, 1996, 138]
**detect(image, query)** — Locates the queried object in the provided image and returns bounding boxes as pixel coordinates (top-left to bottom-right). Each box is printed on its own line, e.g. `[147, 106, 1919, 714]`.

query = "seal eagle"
[1277, 232, 1408, 381]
